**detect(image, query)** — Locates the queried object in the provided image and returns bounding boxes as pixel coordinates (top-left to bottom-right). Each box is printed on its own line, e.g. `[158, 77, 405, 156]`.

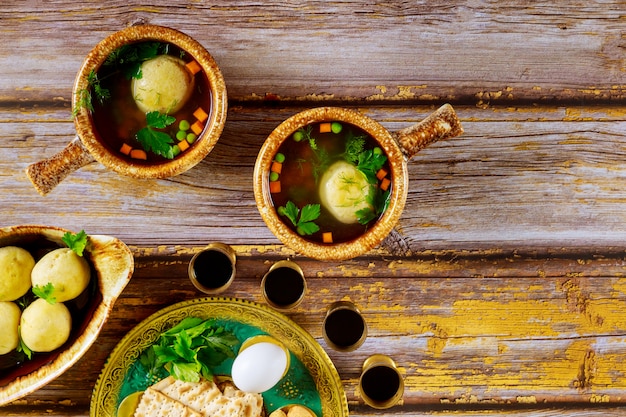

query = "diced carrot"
[190, 120, 204, 135]
[193, 107, 209, 123]
[320, 122, 332, 133]
[178, 139, 190, 152]
[269, 180, 281, 193]
[130, 149, 147, 160]
[380, 177, 391, 191]
[376, 168, 388, 181]
[322, 232, 333, 243]
[271, 161, 282, 174]
[119, 143, 132, 155]
[185, 60, 202, 75]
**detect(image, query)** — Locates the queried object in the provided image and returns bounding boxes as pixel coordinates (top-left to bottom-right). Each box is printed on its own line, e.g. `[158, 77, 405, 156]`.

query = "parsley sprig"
[278, 201, 321, 236]
[138, 317, 239, 383]
[33, 283, 57, 304]
[136, 111, 176, 159]
[62, 229, 88, 256]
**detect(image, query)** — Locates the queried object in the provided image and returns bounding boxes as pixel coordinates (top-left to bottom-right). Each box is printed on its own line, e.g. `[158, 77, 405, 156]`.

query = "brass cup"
[358, 354, 404, 409]
[322, 300, 367, 352]
[188, 243, 236, 294]
[261, 260, 307, 310]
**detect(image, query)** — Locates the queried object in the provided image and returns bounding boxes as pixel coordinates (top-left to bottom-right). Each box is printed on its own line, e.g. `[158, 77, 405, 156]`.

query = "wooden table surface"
[2, 1, 626, 416]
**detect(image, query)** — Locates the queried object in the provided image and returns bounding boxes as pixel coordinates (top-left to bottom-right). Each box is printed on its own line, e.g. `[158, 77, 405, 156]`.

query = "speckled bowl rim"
[0, 225, 134, 405]
[253, 107, 409, 261]
[73, 24, 227, 178]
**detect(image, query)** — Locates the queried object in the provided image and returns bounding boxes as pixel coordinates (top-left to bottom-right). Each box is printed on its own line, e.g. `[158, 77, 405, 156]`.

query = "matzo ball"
[0, 301, 21, 354]
[132, 55, 195, 114]
[0, 246, 35, 301]
[31, 248, 91, 302]
[20, 298, 71, 352]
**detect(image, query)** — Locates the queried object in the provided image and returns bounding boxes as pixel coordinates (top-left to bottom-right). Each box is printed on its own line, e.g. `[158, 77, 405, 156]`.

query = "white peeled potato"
[132, 55, 195, 114]
[20, 298, 71, 352]
[318, 160, 373, 224]
[31, 248, 91, 302]
[0, 246, 35, 301]
[0, 301, 21, 354]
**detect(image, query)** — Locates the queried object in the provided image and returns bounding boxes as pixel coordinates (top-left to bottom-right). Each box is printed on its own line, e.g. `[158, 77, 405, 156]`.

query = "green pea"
[186, 133, 197, 144]
[293, 130, 304, 142]
[331, 122, 342, 134]
[274, 153, 285, 163]
[277, 206, 287, 216]
[172, 144, 181, 157]
[270, 172, 279, 182]
[176, 130, 187, 141]
[179, 120, 190, 131]
[373, 146, 383, 155]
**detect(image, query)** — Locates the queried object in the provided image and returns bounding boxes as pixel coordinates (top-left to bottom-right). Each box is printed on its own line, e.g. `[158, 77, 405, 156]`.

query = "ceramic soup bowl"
[26, 24, 227, 195]
[253, 104, 463, 261]
[0, 224, 133, 405]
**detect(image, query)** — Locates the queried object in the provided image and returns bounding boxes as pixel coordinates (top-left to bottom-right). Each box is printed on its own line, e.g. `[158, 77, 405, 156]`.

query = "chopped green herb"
[279, 201, 321, 236]
[73, 70, 110, 117]
[356, 149, 387, 184]
[33, 283, 57, 304]
[62, 229, 88, 256]
[104, 41, 170, 80]
[16, 328, 32, 360]
[139, 317, 239, 383]
[356, 187, 391, 225]
[343, 131, 366, 164]
[135, 111, 177, 159]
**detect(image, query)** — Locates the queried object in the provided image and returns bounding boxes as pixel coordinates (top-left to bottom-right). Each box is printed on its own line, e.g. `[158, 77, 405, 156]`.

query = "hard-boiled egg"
[231, 338, 289, 393]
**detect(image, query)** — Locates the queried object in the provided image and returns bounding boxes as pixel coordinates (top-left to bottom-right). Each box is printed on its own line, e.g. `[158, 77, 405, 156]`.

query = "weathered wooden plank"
[1, 1, 625, 104]
[1, 104, 625, 255]
[3, 246, 626, 415]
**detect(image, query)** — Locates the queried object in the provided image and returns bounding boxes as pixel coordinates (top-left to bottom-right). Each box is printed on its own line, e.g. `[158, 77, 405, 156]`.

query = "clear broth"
[269, 121, 392, 244]
[91, 42, 212, 164]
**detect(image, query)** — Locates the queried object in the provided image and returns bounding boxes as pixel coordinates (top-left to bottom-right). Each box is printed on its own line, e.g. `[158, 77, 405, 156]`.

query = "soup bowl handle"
[26, 136, 96, 196]
[391, 104, 463, 159]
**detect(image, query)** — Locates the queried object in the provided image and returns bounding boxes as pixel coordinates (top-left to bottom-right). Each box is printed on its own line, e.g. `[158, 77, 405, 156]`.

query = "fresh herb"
[138, 317, 239, 383]
[356, 149, 387, 184]
[356, 186, 391, 225]
[104, 41, 170, 80]
[33, 283, 57, 304]
[343, 131, 366, 164]
[62, 229, 88, 256]
[136, 111, 177, 159]
[278, 201, 321, 236]
[73, 70, 110, 117]
[16, 328, 32, 360]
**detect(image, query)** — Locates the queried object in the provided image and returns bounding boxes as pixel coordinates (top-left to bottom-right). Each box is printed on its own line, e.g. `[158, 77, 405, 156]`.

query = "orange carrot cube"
[185, 60, 202, 75]
[269, 181, 281, 193]
[178, 139, 190, 152]
[322, 232, 333, 243]
[190, 120, 204, 135]
[380, 177, 391, 191]
[119, 143, 132, 155]
[271, 161, 282, 174]
[130, 149, 147, 160]
[193, 107, 209, 123]
[320, 123, 332, 133]
[376, 168, 388, 181]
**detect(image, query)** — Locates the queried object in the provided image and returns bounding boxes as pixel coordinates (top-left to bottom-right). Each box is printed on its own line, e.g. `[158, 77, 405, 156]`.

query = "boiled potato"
[318, 160, 373, 224]
[132, 55, 195, 114]
[0, 301, 21, 354]
[20, 298, 71, 352]
[0, 246, 35, 301]
[268, 410, 287, 417]
[31, 248, 91, 302]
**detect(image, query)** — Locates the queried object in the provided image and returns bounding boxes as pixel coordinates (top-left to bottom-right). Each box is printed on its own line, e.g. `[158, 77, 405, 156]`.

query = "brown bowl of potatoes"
[0, 225, 134, 405]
